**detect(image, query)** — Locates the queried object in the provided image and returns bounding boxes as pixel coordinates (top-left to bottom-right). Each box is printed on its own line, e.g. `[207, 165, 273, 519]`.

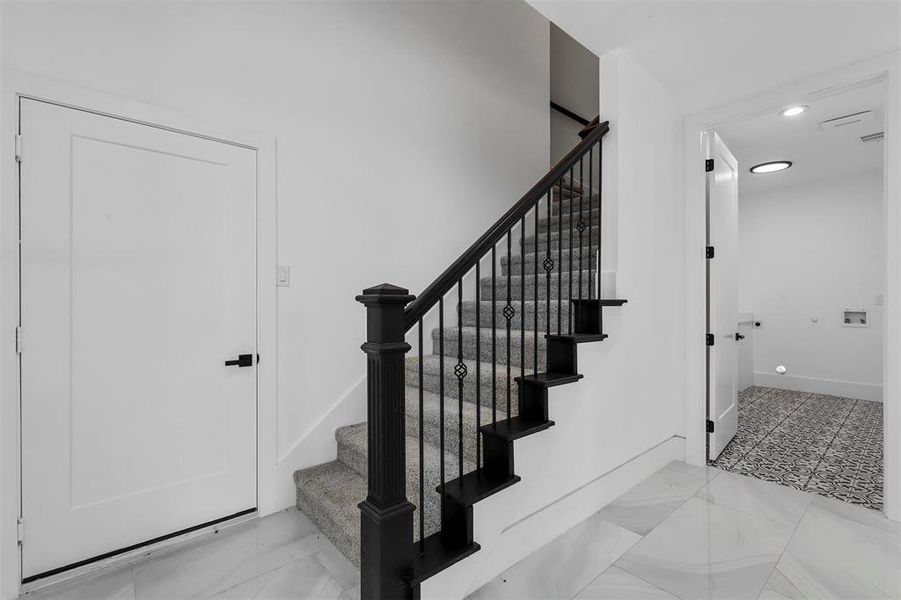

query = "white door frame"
[0, 70, 279, 598]
[683, 51, 901, 522]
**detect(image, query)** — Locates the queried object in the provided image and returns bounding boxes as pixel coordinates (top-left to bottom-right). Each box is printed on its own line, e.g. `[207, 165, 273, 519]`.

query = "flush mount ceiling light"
[780, 106, 808, 117]
[750, 161, 792, 174]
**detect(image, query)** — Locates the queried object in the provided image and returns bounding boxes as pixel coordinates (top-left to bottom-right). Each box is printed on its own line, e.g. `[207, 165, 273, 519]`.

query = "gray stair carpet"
[293, 192, 600, 568]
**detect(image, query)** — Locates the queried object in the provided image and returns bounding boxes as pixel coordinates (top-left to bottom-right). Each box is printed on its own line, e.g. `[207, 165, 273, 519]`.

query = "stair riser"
[480, 273, 595, 302]
[460, 301, 569, 332]
[551, 198, 599, 216]
[523, 235, 600, 253]
[406, 361, 520, 415]
[433, 328, 547, 370]
[501, 251, 597, 276]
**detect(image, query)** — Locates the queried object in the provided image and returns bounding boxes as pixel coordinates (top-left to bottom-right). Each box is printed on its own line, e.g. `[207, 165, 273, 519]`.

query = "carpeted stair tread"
[536, 210, 600, 232]
[460, 299, 571, 331]
[404, 386, 506, 466]
[336, 423, 473, 542]
[502, 248, 598, 276]
[405, 355, 526, 413]
[480, 270, 596, 301]
[294, 461, 364, 567]
[433, 326, 547, 370]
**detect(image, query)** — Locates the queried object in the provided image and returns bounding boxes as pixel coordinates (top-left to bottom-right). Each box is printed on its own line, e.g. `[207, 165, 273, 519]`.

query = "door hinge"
[15, 134, 23, 162]
[706, 246, 715, 259]
[706, 333, 715, 346]
[17, 518, 23, 543]
[15, 327, 23, 354]
[705, 158, 714, 172]
[706, 420, 715, 433]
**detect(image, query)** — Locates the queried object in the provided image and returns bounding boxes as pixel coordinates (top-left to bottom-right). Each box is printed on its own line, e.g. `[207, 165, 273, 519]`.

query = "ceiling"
[527, 1, 901, 112]
[716, 83, 885, 195]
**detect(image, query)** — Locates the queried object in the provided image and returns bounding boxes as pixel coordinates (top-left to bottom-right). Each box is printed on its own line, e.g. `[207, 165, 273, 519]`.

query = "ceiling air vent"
[860, 131, 885, 143]
[820, 110, 874, 133]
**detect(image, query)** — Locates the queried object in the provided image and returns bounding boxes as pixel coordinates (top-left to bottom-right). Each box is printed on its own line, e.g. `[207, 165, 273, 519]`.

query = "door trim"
[1, 69, 279, 597]
[682, 56, 900, 521]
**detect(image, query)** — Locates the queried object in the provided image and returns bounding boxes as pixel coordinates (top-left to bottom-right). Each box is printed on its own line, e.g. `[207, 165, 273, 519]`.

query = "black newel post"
[356, 284, 417, 600]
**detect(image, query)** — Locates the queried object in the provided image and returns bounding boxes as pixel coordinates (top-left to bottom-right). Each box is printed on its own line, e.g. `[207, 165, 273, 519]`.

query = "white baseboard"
[753, 371, 883, 402]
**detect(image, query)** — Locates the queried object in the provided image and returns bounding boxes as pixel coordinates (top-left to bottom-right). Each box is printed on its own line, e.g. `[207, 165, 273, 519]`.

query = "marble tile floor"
[19, 508, 361, 600]
[23, 462, 901, 600]
[709, 386, 884, 511]
[469, 461, 901, 600]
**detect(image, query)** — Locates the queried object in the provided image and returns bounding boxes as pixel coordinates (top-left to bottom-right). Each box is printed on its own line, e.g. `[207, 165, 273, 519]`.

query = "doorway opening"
[705, 81, 886, 512]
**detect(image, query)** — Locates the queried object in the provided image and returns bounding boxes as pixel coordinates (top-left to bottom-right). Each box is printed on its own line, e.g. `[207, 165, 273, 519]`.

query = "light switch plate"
[277, 265, 291, 287]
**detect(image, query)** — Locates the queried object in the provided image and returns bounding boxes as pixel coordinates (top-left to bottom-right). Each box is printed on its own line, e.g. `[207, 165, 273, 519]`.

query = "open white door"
[706, 131, 739, 459]
[20, 99, 258, 580]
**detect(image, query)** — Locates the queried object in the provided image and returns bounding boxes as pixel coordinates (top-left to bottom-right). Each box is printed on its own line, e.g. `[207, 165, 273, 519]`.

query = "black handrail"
[403, 119, 609, 331]
[550, 101, 590, 126]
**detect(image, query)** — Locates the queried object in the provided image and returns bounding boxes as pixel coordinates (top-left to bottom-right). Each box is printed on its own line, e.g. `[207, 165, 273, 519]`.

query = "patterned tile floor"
[709, 386, 884, 511]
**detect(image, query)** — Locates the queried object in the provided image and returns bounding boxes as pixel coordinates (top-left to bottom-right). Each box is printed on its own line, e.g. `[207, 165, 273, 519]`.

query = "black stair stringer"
[407, 298, 627, 591]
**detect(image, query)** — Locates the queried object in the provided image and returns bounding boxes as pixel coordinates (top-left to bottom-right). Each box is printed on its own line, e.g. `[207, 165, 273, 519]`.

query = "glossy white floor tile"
[615, 496, 794, 600]
[767, 495, 901, 599]
[23, 566, 136, 600]
[695, 470, 813, 527]
[573, 566, 677, 599]
[467, 514, 640, 600]
[597, 461, 718, 535]
[23, 465, 901, 600]
[20, 509, 347, 600]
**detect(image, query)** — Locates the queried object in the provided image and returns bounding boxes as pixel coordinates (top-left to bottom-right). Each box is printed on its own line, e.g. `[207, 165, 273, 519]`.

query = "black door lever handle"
[734, 333, 745, 341]
[225, 354, 254, 367]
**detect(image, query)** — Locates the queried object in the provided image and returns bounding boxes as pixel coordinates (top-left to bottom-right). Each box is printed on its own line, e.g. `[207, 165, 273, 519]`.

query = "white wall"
[427, 48, 687, 599]
[0, 0, 549, 532]
[550, 24, 598, 164]
[738, 171, 884, 401]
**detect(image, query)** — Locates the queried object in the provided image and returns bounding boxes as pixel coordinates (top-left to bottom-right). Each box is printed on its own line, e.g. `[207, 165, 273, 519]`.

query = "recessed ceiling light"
[780, 106, 808, 117]
[750, 161, 792, 174]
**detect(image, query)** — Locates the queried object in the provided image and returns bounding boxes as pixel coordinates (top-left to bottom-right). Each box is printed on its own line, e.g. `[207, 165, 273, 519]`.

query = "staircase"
[294, 120, 623, 598]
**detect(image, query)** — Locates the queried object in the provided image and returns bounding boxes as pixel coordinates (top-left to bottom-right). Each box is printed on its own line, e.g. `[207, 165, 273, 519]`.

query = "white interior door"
[706, 131, 739, 459]
[20, 99, 258, 580]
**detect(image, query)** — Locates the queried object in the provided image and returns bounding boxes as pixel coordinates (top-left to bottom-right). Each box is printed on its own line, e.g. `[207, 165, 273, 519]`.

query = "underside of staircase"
[295, 120, 618, 597]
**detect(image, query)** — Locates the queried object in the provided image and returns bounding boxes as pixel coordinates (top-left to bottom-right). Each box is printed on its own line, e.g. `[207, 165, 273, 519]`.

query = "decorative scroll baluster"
[505, 231, 513, 418]
[455, 280, 465, 480]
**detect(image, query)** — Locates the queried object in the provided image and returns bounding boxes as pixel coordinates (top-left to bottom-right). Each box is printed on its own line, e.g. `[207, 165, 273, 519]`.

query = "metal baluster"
[557, 178, 563, 334]
[598, 143, 603, 301]
[456, 280, 464, 480]
[568, 166, 574, 334]
[475, 262, 481, 467]
[588, 147, 594, 300]
[418, 320, 424, 549]
[439, 298, 445, 506]
[578, 157, 584, 302]
[506, 230, 512, 418]
[520, 216, 525, 383]
[492, 245, 497, 425]
[534, 201, 539, 373]
[545, 191, 552, 340]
